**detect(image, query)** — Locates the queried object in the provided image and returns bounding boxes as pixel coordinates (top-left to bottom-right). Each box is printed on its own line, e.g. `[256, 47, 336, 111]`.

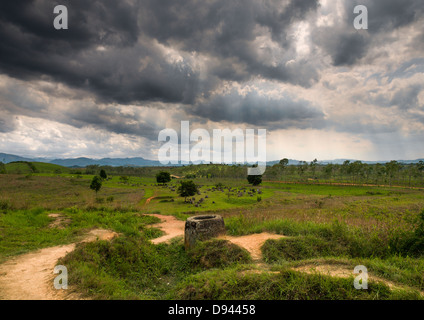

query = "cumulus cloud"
[312, 0, 424, 67]
[191, 89, 325, 128]
[0, 0, 423, 161]
[0, 0, 322, 106]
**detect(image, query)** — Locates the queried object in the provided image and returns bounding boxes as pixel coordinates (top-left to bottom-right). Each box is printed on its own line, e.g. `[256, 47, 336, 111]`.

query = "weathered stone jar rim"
[184, 214, 226, 250]
[192, 215, 216, 220]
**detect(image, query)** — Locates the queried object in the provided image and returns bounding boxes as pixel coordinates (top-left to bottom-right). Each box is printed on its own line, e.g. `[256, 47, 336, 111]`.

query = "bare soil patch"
[146, 213, 285, 260]
[145, 196, 156, 205]
[0, 229, 118, 300]
[48, 213, 71, 229]
[146, 213, 185, 244]
[219, 233, 286, 261]
[292, 263, 423, 295]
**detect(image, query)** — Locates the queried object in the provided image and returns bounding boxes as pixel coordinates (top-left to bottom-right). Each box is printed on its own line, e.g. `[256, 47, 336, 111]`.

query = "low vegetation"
[1, 161, 424, 299]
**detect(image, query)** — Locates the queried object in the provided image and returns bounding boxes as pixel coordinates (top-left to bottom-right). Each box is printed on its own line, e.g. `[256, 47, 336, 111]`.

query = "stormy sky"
[0, 0, 423, 161]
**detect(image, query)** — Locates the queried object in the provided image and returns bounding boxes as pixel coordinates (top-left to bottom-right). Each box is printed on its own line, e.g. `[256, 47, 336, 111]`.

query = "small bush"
[261, 219, 393, 262]
[0, 199, 12, 213]
[262, 236, 337, 262]
[189, 239, 251, 269]
[58, 235, 192, 299]
[174, 269, 417, 300]
[389, 210, 424, 257]
[95, 197, 105, 204]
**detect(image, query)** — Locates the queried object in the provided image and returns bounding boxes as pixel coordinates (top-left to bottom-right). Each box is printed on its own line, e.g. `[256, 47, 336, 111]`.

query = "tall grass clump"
[188, 239, 252, 268]
[0, 208, 75, 260]
[389, 209, 424, 257]
[59, 235, 254, 299]
[226, 214, 392, 259]
[173, 268, 421, 300]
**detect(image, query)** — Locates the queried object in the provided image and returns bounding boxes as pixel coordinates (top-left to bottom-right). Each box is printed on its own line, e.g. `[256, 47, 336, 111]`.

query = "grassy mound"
[174, 268, 421, 300]
[59, 237, 251, 299]
[188, 239, 252, 268]
[4, 161, 70, 174]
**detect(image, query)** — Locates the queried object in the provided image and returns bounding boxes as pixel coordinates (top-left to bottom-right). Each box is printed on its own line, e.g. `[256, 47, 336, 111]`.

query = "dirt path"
[145, 196, 156, 205]
[292, 263, 424, 295]
[0, 229, 118, 300]
[218, 233, 285, 261]
[47, 213, 71, 229]
[146, 213, 285, 260]
[144, 215, 422, 295]
[146, 213, 186, 244]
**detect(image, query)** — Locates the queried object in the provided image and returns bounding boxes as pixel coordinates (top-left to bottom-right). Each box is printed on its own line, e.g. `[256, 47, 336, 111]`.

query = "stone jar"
[184, 215, 226, 250]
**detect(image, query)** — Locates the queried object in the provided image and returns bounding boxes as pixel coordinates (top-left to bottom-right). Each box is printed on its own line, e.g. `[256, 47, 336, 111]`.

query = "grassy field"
[1, 164, 424, 300]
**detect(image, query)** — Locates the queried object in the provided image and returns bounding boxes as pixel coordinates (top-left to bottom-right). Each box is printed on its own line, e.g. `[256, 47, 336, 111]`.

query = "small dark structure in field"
[184, 215, 225, 250]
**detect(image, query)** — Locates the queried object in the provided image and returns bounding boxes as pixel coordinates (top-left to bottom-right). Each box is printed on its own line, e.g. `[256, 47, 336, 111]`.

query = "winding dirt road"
[0, 229, 118, 300]
[146, 213, 285, 260]
[147, 213, 186, 244]
[1, 212, 416, 299]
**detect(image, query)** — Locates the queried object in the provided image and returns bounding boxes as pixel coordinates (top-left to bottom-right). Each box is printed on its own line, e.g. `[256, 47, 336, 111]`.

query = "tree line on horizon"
[2, 158, 424, 187]
[264, 158, 424, 187]
[81, 159, 424, 187]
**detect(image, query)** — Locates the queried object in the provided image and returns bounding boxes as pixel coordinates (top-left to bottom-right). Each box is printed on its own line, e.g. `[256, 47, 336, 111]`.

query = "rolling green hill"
[4, 161, 71, 174]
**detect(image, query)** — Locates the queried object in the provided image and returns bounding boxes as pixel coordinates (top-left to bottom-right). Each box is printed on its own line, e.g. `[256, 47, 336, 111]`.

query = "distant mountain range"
[0, 153, 162, 167]
[0, 153, 423, 168]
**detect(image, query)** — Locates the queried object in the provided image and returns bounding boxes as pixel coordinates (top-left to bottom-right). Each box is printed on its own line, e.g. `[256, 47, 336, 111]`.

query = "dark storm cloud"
[141, 0, 319, 49]
[346, 0, 424, 33]
[386, 58, 424, 82]
[0, 111, 16, 133]
[140, 0, 320, 86]
[0, 0, 199, 104]
[61, 103, 161, 140]
[191, 90, 325, 128]
[0, 76, 166, 139]
[0, 0, 139, 53]
[312, 28, 370, 66]
[390, 85, 423, 110]
[354, 83, 423, 111]
[0, 0, 321, 109]
[312, 0, 424, 67]
[1, 0, 422, 148]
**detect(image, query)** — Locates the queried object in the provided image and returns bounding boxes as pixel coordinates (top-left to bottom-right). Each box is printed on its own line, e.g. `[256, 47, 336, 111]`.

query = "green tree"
[373, 163, 385, 185]
[416, 161, 424, 185]
[323, 163, 334, 180]
[297, 161, 308, 180]
[385, 160, 400, 186]
[279, 158, 289, 180]
[247, 175, 262, 186]
[0, 162, 5, 174]
[156, 171, 171, 184]
[350, 161, 363, 183]
[177, 180, 198, 202]
[279, 158, 289, 167]
[99, 169, 107, 180]
[119, 176, 129, 184]
[90, 176, 102, 195]
[406, 164, 419, 187]
[310, 158, 318, 178]
[341, 160, 351, 178]
[85, 165, 99, 175]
